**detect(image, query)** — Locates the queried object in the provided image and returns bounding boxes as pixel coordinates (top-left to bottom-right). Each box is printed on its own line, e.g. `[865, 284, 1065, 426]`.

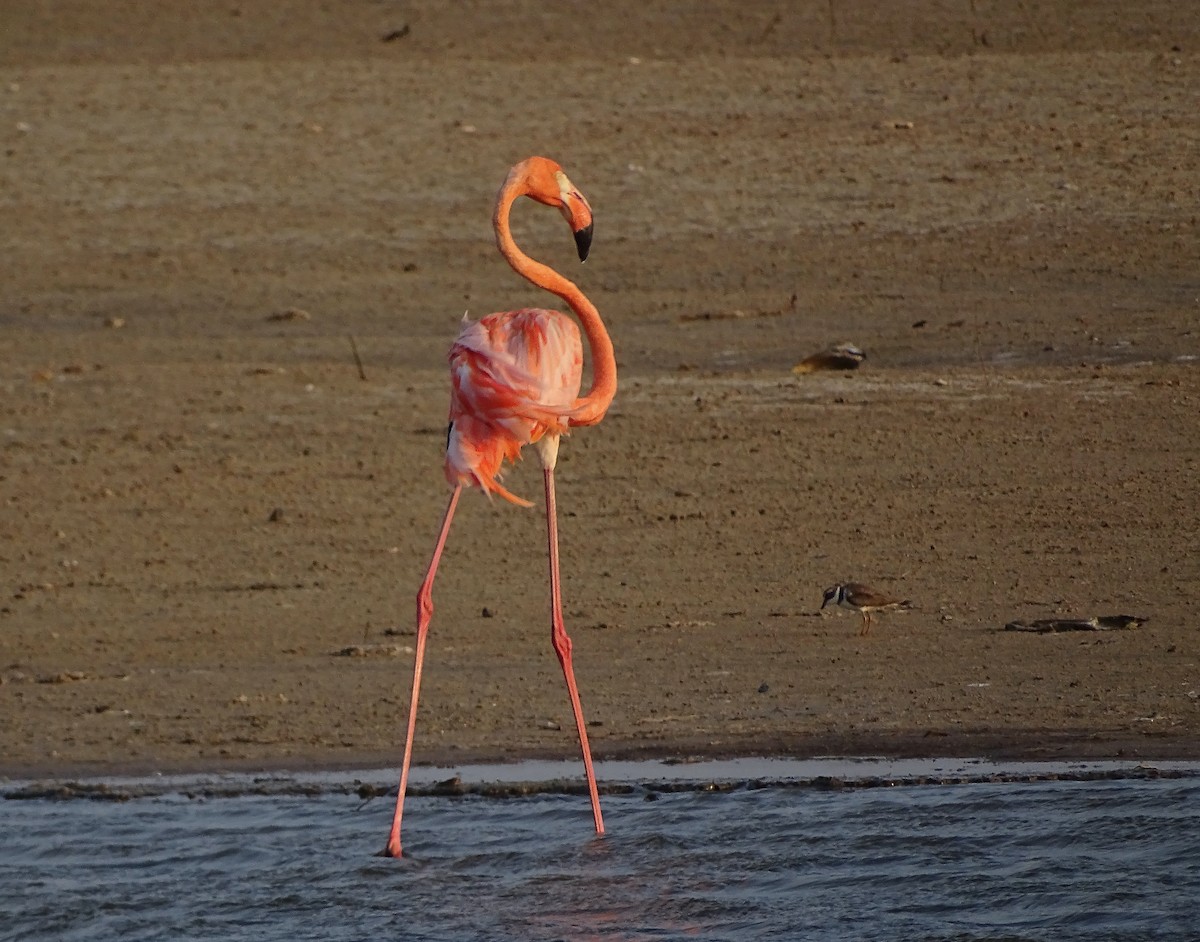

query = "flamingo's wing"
[450, 309, 583, 432]
[444, 309, 583, 505]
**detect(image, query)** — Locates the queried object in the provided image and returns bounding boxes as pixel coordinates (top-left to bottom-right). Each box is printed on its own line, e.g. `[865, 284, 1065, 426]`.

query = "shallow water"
[4, 758, 1199, 941]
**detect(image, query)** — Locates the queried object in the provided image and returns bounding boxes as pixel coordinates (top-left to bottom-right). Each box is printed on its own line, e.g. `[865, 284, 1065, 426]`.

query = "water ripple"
[3, 766, 1199, 941]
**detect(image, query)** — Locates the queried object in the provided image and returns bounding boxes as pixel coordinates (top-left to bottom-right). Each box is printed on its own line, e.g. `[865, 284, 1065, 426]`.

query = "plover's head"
[821, 585, 843, 609]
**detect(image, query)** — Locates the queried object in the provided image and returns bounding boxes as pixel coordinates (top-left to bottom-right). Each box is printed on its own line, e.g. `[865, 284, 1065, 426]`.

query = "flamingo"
[383, 157, 617, 858]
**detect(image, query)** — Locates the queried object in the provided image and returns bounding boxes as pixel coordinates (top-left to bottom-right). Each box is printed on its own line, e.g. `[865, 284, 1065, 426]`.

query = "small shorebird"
[821, 582, 911, 636]
[792, 342, 866, 375]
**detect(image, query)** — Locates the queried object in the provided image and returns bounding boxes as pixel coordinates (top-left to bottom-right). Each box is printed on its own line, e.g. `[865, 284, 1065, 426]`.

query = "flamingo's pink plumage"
[445, 308, 583, 507]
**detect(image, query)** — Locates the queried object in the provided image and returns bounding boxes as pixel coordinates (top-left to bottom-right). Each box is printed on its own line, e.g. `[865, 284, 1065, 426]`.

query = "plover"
[821, 582, 911, 636]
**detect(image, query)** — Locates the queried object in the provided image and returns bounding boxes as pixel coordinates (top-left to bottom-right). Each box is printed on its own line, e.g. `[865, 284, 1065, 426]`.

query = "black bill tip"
[574, 222, 593, 262]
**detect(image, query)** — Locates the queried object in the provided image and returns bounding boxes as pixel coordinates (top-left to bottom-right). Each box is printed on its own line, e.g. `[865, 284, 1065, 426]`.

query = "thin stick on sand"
[348, 334, 367, 381]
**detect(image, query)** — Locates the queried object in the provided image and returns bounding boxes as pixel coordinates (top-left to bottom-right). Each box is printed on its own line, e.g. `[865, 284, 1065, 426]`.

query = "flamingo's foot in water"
[378, 838, 403, 858]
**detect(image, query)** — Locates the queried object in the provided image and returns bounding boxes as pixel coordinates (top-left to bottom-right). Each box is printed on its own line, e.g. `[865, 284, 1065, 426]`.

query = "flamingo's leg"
[543, 465, 606, 835]
[383, 485, 462, 858]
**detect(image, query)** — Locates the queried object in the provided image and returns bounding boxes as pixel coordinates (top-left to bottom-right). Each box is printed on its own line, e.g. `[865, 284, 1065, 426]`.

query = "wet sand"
[2, 1, 1198, 780]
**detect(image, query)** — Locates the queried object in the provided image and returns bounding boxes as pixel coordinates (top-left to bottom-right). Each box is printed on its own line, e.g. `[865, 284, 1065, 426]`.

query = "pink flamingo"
[383, 157, 617, 857]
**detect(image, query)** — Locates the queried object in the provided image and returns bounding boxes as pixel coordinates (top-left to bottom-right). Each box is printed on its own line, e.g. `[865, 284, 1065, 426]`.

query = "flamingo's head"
[518, 156, 594, 261]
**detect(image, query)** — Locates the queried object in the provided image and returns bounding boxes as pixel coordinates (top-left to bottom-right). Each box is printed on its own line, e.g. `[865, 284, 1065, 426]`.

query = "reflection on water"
[3, 759, 1198, 941]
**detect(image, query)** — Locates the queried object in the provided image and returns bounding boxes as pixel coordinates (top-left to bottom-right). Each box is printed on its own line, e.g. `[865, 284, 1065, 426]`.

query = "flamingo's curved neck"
[493, 175, 616, 427]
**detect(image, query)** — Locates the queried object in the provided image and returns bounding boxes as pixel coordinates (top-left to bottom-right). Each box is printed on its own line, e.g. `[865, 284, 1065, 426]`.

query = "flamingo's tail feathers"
[445, 415, 535, 508]
[485, 479, 535, 508]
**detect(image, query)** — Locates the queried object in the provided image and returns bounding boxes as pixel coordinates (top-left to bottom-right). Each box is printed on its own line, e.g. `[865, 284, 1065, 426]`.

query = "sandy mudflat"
[1, 1, 1198, 779]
